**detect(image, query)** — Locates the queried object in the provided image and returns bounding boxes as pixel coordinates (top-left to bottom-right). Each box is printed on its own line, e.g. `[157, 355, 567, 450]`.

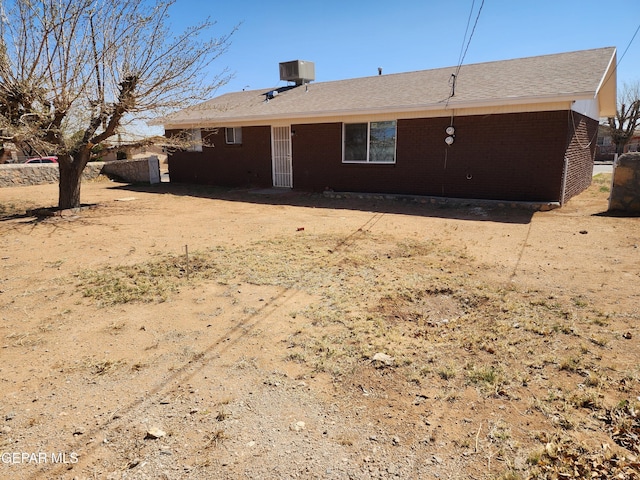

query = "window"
[225, 127, 242, 144]
[186, 128, 203, 152]
[343, 121, 396, 163]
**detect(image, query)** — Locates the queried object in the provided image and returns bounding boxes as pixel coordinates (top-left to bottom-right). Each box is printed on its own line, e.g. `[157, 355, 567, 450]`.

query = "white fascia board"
[572, 99, 600, 121]
[160, 93, 595, 129]
[594, 49, 617, 118]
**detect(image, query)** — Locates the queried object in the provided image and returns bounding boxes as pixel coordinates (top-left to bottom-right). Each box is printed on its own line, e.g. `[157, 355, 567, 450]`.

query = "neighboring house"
[154, 47, 617, 205]
[596, 126, 640, 161]
[100, 143, 168, 166]
[596, 125, 616, 162]
[624, 132, 640, 153]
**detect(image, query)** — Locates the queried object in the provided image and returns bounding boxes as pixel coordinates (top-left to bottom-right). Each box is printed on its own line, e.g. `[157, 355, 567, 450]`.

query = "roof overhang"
[595, 49, 617, 118]
[157, 93, 597, 130]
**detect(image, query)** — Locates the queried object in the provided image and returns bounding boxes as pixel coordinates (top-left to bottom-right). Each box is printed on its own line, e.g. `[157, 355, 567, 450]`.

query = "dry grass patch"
[5, 331, 45, 347]
[65, 227, 639, 478]
[76, 253, 221, 306]
[87, 358, 127, 376]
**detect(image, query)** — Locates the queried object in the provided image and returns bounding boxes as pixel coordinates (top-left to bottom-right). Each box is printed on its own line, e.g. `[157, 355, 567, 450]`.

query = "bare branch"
[0, 0, 234, 208]
[605, 81, 640, 155]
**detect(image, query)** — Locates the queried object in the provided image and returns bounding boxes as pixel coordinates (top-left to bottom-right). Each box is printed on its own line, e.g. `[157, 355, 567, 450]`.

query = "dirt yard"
[0, 175, 638, 479]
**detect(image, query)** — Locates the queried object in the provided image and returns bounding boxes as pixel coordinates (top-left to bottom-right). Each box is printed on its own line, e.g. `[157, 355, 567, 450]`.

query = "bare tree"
[606, 81, 640, 157]
[0, 0, 235, 209]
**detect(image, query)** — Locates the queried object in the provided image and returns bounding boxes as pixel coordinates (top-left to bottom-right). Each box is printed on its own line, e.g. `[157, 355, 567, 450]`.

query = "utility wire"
[602, 20, 640, 89]
[456, 0, 485, 78]
[456, 0, 476, 70]
[448, 0, 485, 104]
[617, 21, 640, 71]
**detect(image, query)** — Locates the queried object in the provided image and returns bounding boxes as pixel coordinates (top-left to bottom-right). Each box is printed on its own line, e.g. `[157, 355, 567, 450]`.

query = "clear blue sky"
[167, 0, 639, 97]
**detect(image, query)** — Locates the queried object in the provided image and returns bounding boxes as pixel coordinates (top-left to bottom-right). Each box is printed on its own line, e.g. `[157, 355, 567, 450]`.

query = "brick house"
[596, 126, 640, 162]
[154, 47, 616, 205]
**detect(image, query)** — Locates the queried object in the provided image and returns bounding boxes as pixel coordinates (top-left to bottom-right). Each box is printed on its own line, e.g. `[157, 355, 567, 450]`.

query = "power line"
[456, 0, 485, 78]
[456, 0, 476, 70]
[448, 0, 485, 102]
[618, 21, 640, 67]
[596, 19, 640, 109]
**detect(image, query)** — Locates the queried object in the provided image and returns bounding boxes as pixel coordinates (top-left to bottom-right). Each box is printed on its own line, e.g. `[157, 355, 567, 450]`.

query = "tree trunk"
[58, 154, 88, 209]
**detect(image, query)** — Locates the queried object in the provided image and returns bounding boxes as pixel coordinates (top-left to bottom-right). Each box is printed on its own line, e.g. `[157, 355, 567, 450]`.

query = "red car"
[25, 156, 58, 164]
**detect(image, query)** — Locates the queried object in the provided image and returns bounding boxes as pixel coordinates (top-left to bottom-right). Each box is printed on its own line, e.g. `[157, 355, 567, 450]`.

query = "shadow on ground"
[107, 182, 537, 225]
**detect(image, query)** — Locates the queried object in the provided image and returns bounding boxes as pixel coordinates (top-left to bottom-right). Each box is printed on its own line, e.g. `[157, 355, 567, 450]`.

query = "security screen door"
[271, 126, 292, 187]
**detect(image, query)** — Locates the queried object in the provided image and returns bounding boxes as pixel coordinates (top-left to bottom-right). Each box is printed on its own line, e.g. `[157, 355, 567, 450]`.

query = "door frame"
[271, 125, 293, 188]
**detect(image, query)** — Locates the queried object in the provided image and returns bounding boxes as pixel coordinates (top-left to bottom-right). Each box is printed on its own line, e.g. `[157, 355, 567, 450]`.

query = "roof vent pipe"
[378, 67, 382, 75]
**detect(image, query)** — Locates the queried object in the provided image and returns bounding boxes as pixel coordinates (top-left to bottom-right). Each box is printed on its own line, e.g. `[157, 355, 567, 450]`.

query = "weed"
[131, 362, 147, 371]
[336, 434, 355, 446]
[488, 420, 512, 442]
[437, 364, 457, 380]
[568, 390, 601, 410]
[233, 357, 257, 370]
[105, 321, 126, 333]
[5, 332, 44, 347]
[589, 336, 608, 347]
[467, 365, 499, 385]
[572, 296, 589, 308]
[89, 358, 126, 375]
[45, 260, 64, 268]
[527, 447, 544, 466]
[286, 351, 307, 363]
[215, 409, 230, 421]
[559, 356, 581, 373]
[204, 429, 226, 448]
[584, 371, 603, 387]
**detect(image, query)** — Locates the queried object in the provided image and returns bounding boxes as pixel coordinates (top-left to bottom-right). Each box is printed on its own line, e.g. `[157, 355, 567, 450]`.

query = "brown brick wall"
[562, 112, 598, 203]
[167, 110, 592, 203]
[168, 126, 272, 188]
[293, 111, 570, 202]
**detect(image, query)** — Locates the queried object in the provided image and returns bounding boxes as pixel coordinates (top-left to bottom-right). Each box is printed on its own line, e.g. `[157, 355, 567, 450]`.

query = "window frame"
[186, 128, 203, 152]
[342, 120, 397, 164]
[225, 127, 243, 145]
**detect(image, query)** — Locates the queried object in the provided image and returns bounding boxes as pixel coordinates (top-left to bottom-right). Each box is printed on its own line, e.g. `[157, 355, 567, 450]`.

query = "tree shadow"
[0, 204, 100, 226]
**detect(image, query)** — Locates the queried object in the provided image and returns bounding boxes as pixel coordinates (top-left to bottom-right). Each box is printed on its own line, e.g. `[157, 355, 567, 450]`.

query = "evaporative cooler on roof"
[279, 60, 315, 86]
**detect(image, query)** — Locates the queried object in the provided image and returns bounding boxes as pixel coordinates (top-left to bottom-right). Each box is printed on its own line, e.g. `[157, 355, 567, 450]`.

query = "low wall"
[102, 157, 159, 184]
[609, 152, 640, 213]
[0, 158, 159, 188]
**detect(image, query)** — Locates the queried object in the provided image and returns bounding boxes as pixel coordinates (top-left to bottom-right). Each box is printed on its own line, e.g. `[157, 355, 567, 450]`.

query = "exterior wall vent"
[279, 60, 315, 86]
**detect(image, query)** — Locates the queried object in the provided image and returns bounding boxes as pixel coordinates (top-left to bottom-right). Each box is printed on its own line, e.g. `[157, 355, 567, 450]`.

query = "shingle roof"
[157, 47, 616, 128]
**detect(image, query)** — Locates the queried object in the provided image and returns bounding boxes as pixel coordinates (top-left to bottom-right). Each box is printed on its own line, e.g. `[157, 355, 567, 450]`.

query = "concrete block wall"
[609, 152, 640, 213]
[0, 158, 158, 188]
[0, 163, 104, 187]
[102, 157, 159, 183]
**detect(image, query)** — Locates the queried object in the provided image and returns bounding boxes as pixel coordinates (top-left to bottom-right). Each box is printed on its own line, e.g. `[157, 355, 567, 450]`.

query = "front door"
[271, 126, 292, 188]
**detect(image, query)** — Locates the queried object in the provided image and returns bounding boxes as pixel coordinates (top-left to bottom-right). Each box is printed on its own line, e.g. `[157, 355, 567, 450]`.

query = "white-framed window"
[343, 121, 396, 163]
[225, 127, 242, 144]
[186, 128, 203, 152]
